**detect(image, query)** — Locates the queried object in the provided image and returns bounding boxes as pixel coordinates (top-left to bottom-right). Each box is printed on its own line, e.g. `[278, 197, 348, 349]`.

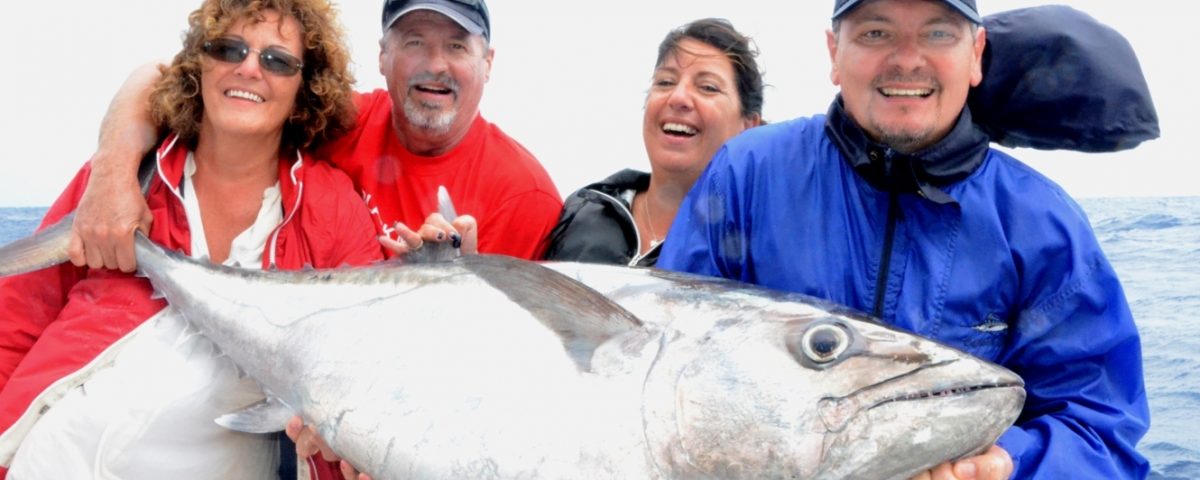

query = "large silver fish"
[0, 220, 1024, 479]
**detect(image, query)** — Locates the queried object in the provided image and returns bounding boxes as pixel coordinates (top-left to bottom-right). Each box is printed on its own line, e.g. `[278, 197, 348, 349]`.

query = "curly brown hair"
[150, 0, 355, 151]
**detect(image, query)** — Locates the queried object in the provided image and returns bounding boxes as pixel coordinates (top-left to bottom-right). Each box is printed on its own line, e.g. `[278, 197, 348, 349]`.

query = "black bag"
[970, 5, 1159, 152]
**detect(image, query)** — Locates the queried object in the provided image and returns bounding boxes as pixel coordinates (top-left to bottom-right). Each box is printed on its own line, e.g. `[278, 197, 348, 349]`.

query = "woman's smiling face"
[643, 38, 756, 178]
[199, 9, 305, 140]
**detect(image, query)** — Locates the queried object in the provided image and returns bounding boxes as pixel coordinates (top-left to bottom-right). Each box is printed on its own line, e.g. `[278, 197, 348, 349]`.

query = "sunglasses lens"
[203, 39, 248, 63]
[202, 38, 302, 76]
[259, 50, 302, 76]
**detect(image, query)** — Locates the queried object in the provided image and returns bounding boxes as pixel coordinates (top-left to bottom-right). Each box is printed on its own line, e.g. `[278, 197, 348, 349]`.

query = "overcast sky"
[0, 1, 1194, 207]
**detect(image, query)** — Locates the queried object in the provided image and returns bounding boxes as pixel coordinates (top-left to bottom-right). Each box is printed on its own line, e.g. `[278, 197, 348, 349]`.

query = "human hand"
[909, 445, 1013, 480]
[284, 416, 373, 480]
[68, 167, 152, 272]
[417, 212, 478, 254]
[378, 220, 426, 257]
[378, 213, 478, 258]
[67, 60, 165, 272]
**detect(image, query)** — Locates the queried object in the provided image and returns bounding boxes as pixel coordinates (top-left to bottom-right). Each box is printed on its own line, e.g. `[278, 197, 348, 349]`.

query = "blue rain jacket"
[659, 102, 1151, 478]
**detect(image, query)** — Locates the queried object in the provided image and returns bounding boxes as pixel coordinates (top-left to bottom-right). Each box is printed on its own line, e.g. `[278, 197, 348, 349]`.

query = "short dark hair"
[655, 18, 764, 119]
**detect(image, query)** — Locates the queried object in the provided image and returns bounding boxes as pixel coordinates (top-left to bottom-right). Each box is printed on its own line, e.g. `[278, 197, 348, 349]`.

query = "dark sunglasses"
[201, 38, 304, 77]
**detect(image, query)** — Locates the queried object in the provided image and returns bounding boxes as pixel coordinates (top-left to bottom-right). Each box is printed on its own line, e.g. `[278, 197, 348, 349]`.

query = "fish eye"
[801, 324, 850, 364]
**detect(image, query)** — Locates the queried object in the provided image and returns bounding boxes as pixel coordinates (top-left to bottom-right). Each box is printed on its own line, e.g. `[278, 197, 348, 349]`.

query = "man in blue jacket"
[658, 0, 1151, 478]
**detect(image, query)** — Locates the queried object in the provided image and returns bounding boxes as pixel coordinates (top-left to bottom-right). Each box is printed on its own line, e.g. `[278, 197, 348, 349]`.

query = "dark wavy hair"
[150, 0, 355, 151]
[655, 18, 765, 119]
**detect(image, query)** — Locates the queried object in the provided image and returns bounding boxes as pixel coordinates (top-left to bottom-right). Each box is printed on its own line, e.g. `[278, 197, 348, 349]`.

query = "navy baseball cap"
[382, 0, 491, 40]
[833, 0, 982, 24]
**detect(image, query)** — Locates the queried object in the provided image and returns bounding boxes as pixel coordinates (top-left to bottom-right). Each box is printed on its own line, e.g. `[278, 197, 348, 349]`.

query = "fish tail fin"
[0, 213, 74, 276]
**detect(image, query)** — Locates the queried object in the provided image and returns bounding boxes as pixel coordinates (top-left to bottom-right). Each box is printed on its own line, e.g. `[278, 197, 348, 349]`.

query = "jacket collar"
[582, 169, 659, 266]
[585, 169, 651, 199]
[153, 133, 307, 268]
[823, 96, 989, 204]
[154, 133, 305, 209]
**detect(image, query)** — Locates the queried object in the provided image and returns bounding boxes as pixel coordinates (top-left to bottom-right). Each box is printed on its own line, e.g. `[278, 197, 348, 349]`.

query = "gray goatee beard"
[403, 71, 460, 133]
[404, 98, 456, 133]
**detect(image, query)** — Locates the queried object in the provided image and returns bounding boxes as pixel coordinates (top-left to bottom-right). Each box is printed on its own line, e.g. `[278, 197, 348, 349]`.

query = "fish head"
[644, 310, 1025, 479]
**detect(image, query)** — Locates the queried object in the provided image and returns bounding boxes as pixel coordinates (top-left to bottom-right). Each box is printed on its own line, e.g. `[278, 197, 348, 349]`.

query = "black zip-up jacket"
[542, 169, 660, 267]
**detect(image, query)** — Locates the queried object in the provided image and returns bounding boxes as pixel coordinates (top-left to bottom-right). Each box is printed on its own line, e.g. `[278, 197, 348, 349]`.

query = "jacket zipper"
[873, 148, 902, 318]
[873, 192, 899, 317]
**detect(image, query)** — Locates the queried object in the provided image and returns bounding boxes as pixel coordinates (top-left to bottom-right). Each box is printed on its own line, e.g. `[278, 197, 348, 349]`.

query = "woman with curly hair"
[0, 0, 382, 478]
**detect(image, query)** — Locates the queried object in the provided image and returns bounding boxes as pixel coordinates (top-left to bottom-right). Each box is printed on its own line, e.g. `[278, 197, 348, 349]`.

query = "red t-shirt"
[319, 89, 562, 260]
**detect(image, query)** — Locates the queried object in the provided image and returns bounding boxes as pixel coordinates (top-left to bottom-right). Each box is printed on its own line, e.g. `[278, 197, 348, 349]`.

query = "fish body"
[0, 220, 1024, 479]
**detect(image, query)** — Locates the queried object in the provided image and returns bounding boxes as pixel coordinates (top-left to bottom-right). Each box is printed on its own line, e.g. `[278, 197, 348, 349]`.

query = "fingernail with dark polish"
[451, 233, 462, 249]
[436, 232, 445, 241]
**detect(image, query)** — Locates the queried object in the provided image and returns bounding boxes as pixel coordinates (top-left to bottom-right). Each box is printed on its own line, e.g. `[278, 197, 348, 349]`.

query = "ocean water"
[1, 198, 1198, 478]
[1082, 197, 1200, 480]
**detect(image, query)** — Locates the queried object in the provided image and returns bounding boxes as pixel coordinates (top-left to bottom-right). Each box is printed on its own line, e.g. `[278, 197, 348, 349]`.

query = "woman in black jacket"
[543, 19, 764, 266]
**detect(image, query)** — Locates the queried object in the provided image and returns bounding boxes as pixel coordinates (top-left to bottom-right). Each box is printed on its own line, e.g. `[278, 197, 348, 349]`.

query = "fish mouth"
[812, 376, 1026, 480]
[869, 380, 1024, 408]
[817, 360, 1025, 433]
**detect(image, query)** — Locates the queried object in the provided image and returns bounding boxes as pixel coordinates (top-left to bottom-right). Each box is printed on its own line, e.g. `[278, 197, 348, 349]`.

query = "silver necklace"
[640, 193, 663, 248]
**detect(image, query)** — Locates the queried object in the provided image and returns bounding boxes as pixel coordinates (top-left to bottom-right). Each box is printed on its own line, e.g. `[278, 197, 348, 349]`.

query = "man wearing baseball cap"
[660, 1, 1150, 478]
[306, 0, 562, 261]
[316, 0, 559, 262]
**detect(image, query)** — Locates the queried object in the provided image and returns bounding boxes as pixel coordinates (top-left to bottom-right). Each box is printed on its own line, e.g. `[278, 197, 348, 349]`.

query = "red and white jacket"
[0, 134, 384, 479]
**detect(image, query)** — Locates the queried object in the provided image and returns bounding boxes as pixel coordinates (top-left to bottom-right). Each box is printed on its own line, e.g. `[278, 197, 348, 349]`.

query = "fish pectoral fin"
[214, 397, 295, 434]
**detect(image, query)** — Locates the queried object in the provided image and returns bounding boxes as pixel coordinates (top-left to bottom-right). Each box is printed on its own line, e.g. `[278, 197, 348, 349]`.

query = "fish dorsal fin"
[462, 255, 644, 372]
[215, 397, 295, 434]
[402, 185, 464, 264]
[402, 240, 460, 264]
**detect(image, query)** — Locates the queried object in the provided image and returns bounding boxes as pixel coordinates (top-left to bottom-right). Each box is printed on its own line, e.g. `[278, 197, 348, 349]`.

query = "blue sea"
[1, 198, 1198, 478]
